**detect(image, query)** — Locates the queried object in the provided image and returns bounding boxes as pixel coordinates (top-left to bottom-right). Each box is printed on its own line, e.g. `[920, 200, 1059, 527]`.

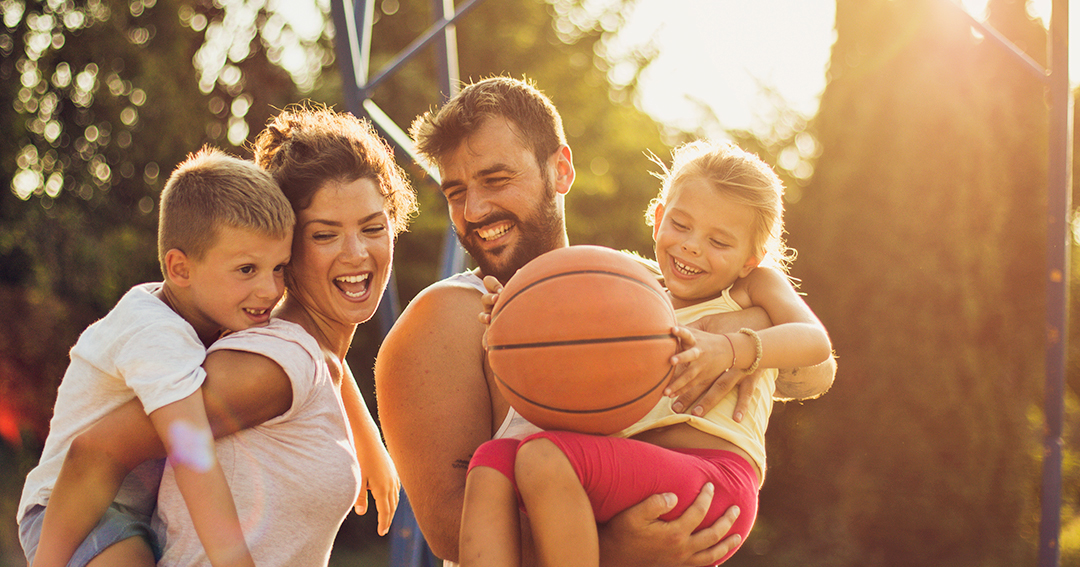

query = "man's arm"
[376, 281, 494, 562]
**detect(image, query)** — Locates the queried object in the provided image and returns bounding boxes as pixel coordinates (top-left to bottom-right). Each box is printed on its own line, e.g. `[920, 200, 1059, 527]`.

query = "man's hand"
[598, 483, 743, 567]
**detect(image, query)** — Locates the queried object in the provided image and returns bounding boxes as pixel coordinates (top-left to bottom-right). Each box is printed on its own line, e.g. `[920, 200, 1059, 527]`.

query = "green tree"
[739, 1, 1049, 565]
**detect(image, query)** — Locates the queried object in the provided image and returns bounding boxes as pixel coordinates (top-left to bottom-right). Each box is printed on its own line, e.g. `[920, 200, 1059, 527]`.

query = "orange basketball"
[485, 245, 678, 435]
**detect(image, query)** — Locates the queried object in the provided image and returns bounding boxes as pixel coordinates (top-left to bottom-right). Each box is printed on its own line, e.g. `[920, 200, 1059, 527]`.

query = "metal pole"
[1039, 0, 1071, 565]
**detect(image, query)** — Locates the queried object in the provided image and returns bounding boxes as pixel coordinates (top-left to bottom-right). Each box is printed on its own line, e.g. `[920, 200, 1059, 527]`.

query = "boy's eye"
[239, 265, 255, 275]
[710, 239, 727, 248]
[671, 221, 688, 230]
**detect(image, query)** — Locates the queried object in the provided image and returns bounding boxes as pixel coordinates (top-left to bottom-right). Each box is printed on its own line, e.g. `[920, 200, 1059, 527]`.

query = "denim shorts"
[20, 502, 161, 566]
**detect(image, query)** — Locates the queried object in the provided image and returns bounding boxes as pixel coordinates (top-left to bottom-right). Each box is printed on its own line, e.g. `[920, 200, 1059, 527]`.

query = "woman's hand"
[355, 440, 401, 536]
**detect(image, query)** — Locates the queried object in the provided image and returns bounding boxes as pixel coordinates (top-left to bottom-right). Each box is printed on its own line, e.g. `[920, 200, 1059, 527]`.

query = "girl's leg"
[515, 437, 599, 567]
[460, 466, 522, 567]
[460, 438, 524, 567]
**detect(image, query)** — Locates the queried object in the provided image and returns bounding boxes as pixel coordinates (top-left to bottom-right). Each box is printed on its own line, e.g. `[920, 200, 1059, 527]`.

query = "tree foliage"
[732, 1, 1054, 565]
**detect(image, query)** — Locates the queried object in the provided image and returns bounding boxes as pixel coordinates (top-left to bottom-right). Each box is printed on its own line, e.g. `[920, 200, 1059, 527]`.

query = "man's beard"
[456, 176, 564, 284]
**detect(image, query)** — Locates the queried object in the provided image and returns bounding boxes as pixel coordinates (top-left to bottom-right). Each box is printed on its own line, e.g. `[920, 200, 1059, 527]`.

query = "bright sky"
[607, 0, 1064, 135]
[276, 0, 1069, 135]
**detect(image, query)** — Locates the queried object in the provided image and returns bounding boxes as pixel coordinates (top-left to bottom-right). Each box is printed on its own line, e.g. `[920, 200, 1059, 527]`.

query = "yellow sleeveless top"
[617, 287, 776, 484]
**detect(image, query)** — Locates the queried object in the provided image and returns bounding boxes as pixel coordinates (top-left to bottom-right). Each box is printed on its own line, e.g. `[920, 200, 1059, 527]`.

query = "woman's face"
[288, 177, 393, 327]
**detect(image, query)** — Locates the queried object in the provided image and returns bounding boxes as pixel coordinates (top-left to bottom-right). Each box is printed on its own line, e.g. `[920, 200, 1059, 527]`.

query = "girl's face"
[287, 177, 394, 327]
[652, 176, 760, 309]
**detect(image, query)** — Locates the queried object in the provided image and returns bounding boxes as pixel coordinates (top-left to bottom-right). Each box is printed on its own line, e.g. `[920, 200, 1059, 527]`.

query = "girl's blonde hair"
[645, 140, 794, 272]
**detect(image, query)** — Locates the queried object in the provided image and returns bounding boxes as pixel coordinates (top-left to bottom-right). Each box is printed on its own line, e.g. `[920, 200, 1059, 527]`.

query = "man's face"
[438, 117, 565, 283]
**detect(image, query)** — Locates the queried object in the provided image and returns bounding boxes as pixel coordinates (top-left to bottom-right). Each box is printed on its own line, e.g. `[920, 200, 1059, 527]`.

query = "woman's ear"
[164, 249, 193, 287]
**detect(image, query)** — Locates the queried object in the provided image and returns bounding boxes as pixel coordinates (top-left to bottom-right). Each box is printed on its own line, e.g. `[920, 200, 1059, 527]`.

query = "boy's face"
[653, 177, 760, 310]
[185, 224, 292, 334]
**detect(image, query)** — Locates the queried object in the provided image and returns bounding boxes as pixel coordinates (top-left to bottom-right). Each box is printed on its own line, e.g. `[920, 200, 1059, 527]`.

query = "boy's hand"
[355, 441, 401, 537]
[477, 275, 503, 325]
[667, 326, 756, 421]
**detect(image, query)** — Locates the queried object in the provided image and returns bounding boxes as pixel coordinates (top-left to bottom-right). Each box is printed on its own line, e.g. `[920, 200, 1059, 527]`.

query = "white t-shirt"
[153, 319, 361, 567]
[18, 282, 206, 524]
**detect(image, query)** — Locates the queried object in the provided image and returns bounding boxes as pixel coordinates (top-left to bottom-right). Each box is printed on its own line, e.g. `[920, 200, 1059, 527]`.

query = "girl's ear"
[652, 203, 665, 241]
[164, 248, 193, 287]
[739, 253, 762, 278]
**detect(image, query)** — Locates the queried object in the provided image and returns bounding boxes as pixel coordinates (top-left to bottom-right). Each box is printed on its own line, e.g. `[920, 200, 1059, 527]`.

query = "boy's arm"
[147, 391, 255, 567]
[34, 350, 292, 567]
[340, 364, 400, 536]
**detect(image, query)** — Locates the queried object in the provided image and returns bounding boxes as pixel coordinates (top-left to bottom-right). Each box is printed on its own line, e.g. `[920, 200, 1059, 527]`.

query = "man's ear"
[554, 145, 575, 195]
[651, 203, 665, 241]
[164, 249, 193, 287]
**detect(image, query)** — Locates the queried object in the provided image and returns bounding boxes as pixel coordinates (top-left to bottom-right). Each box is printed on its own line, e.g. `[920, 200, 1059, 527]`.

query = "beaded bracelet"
[738, 328, 762, 373]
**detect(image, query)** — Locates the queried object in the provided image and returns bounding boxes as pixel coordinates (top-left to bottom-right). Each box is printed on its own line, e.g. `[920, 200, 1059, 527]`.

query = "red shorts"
[469, 431, 758, 564]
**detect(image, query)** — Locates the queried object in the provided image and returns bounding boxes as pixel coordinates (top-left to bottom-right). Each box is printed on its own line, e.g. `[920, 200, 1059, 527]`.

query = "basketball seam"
[487, 334, 675, 351]
[493, 364, 675, 415]
[491, 268, 672, 322]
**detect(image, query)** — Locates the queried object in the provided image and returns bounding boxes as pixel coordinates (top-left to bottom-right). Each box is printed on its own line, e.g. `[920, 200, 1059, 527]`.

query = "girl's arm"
[728, 266, 832, 372]
[340, 365, 400, 536]
[146, 392, 254, 567]
[33, 350, 292, 567]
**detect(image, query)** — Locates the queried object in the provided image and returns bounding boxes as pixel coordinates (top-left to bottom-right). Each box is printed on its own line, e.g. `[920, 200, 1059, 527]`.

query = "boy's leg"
[515, 438, 599, 567]
[84, 537, 155, 567]
[460, 438, 523, 567]
[22, 502, 158, 567]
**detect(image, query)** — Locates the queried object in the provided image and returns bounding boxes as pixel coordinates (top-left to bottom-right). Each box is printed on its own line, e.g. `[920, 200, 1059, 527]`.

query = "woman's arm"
[340, 365, 400, 536]
[33, 349, 292, 566]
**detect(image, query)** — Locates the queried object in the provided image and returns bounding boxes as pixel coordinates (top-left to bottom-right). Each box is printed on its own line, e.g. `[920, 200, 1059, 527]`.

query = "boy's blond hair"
[158, 146, 295, 276]
[646, 140, 794, 272]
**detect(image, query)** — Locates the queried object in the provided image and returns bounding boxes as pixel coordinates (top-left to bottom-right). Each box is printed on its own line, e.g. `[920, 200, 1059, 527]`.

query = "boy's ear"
[739, 254, 762, 278]
[164, 249, 193, 287]
[651, 203, 665, 241]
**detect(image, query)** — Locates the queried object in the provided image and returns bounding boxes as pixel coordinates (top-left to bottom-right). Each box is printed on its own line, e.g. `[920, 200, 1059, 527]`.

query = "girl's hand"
[667, 326, 757, 421]
[355, 442, 401, 537]
[668, 326, 735, 395]
[478, 275, 503, 325]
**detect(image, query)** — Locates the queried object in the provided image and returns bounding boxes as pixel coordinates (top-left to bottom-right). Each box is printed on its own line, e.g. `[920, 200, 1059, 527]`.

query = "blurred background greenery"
[2, 0, 1080, 565]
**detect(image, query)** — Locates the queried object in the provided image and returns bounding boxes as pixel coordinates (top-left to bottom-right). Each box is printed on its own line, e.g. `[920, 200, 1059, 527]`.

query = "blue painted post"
[949, 2, 1071, 565]
[1039, 1, 1071, 565]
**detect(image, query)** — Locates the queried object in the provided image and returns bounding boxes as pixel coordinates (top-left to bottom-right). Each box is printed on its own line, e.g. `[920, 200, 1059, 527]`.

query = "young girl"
[459, 139, 833, 567]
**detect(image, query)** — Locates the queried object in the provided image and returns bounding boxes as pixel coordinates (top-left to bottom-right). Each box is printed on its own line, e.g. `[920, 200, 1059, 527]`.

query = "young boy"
[17, 147, 295, 567]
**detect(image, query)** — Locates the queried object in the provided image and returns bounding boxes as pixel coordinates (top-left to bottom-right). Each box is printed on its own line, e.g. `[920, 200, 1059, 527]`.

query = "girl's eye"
[239, 265, 255, 275]
[364, 225, 387, 235]
[273, 264, 287, 274]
